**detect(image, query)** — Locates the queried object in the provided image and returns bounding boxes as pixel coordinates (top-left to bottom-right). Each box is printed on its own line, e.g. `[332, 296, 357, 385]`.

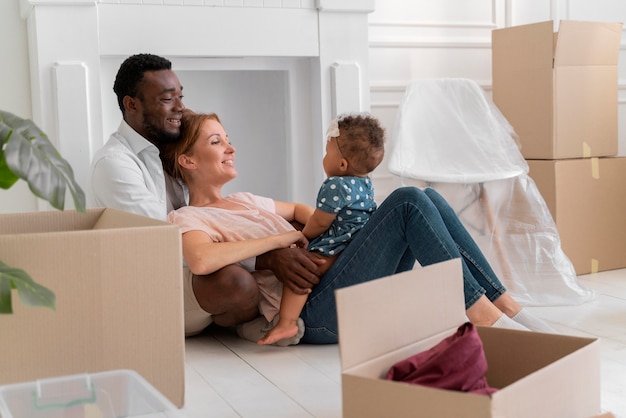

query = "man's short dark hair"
[113, 53, 172, 114]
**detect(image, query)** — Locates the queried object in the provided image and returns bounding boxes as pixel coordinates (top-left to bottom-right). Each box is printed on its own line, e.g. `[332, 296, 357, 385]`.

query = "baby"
[259, 113, 385, 345]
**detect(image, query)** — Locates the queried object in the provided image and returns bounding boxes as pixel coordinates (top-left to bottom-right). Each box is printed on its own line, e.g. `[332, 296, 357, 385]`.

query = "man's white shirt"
[90, 120, 169, 221]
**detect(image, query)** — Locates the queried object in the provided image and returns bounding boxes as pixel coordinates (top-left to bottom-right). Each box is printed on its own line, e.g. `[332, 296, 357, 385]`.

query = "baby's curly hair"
[336, 113, 385, 175]
[113, 54, 172, 114]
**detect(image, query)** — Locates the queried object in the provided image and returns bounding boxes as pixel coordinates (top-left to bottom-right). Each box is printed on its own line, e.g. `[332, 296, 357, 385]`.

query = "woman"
[162, 110, 553, 345]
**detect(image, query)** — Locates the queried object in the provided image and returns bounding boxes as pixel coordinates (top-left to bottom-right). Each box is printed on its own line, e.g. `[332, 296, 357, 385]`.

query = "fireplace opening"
[178, 69, 290, 201]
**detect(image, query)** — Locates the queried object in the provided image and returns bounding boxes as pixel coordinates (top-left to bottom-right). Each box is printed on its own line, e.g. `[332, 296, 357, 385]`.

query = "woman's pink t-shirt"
[168, 192, 296, 321]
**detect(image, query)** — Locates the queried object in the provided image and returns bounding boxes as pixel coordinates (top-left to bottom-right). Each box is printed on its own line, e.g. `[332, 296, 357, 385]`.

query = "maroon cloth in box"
[385, 322, 498, 395]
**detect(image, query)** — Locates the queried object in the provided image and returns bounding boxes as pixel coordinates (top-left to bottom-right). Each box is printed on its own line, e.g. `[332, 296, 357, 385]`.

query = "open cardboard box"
[0, 208, 185, 407]
[492, 20, 622, 159]
[336, 259, 601, 417]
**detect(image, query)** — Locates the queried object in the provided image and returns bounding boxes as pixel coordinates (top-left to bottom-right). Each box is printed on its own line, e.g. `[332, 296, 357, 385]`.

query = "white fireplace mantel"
[21, 0, 374, 207]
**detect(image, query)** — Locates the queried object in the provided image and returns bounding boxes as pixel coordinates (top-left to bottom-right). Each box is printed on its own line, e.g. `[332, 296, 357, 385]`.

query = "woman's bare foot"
[258, 321, 299, 345]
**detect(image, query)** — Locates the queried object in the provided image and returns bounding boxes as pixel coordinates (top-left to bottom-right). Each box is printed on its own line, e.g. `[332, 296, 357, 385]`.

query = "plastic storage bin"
[0, 369, 183, 418]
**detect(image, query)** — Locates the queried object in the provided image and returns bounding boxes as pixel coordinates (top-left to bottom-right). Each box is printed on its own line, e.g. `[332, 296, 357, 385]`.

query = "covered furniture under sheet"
[387, 78, 593, 306]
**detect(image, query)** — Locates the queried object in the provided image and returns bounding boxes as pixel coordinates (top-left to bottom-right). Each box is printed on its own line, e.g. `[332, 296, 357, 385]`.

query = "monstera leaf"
[0, 261, 56, 314]
[0, 110, 85, 211]
[0, 109, 86, 314]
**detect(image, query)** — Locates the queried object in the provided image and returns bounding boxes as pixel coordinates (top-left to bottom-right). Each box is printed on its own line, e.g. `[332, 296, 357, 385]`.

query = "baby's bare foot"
[258, 324, 299, 345]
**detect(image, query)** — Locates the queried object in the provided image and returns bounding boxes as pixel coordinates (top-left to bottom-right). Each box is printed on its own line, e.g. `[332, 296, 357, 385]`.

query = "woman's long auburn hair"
[160, 109, 222, 182]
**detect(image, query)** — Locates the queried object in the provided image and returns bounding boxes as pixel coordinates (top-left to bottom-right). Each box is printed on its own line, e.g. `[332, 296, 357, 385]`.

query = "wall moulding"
[369, 39, 492, 49]
[369, 21, 498, 29]
[21, 0, 374, 205]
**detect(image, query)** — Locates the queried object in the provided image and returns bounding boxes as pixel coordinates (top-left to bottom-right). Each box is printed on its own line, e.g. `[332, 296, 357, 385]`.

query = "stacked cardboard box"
[492, 20, 625, 275]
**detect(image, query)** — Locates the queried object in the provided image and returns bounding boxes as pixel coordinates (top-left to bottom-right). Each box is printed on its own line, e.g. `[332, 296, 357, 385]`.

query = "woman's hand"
[275, 231, 309, 250]
[183, 230, 309, 276]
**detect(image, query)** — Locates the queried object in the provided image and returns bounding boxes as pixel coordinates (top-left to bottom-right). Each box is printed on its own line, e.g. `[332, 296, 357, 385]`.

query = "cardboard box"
[492, 20, 622, 159]
[0, 369, 183, 417]
[527, 157, 626, 275]
[0, 208, 185, 407]
[336, 259, 600, 417]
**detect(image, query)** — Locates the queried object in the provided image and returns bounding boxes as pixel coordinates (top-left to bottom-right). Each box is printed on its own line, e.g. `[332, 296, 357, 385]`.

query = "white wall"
[2, 0, 626, 212]
[367, 0, 626, 200]
[0, 0, 37, 212]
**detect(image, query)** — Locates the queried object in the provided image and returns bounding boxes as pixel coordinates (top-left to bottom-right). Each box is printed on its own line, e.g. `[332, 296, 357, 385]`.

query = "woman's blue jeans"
[299, 186, 507, 344]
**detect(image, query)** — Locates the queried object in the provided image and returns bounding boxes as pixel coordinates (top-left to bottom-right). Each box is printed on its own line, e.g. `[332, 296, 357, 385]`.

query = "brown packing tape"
[583, 142, 591, 158]
[591, 157, 600, 180]
[591, 259, 599, 274]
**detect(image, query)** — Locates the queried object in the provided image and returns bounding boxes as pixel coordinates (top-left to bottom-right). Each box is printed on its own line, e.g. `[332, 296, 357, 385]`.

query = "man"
[90, 54, 317, 335]
[91, 54, 184, 220]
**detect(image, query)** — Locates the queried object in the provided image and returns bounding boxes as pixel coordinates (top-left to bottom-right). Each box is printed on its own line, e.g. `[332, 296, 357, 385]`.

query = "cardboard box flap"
[0, 209, 101, 234]
[555, 20, 623, 66]
[492, 21, 554, 71]
[0, 208, 171, 235]
[92, 207, 171, 230]
[336, 259, 464, 371]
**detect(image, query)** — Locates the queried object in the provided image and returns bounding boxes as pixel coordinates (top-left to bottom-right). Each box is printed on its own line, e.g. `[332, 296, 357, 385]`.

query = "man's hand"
[256, 247, 325, 295]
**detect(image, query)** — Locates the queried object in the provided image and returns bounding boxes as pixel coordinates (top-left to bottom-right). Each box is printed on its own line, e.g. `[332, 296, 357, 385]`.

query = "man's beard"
[154, 131, 180, 144]
[142, 115, 180, 145]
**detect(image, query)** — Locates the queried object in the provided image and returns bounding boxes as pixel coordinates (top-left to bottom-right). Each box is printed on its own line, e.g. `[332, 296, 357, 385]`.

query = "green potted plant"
[0, 110, 86, 314]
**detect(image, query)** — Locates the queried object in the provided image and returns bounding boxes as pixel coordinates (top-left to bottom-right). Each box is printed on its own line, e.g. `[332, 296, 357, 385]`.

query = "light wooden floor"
[180, 268, 626, 418]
